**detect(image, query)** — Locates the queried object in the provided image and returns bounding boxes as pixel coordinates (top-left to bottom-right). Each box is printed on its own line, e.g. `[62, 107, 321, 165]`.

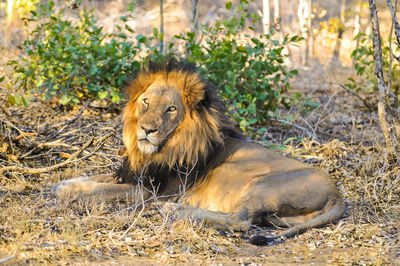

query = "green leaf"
[90, 65, 98, 75]
[98, 91, 109, 100]
[256, 127, 267, 134]
[0, 76, 4, 83]
[236, 46, 247, 53]
[153, 27, 159, 37]
[60, 95, 71, 105]
[225, 2, 232, 9]
[22, 96, 28, 107]
[136, 34, 147, 43]
[7, 94, 16, 105]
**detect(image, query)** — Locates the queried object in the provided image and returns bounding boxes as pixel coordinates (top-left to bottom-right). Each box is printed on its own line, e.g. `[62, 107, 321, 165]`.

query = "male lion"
[53, 59, 345, 245]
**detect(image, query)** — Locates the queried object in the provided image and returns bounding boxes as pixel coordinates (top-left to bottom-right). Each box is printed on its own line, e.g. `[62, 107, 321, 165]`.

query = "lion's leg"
[52, 175, 143, 199]
[158, 202, 251, 231]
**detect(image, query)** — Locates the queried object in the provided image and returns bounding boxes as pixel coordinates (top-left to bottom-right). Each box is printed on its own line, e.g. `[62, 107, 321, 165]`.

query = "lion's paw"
[51, 177, 96, 196]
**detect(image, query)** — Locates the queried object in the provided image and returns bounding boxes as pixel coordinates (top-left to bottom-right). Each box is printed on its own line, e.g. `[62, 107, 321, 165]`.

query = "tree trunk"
[368, 0, 399, 155]
[307, 0, 313, 61]
[386, 0, 400, 139]
[330, 0, 346, 67]
[7, 0, 14, 24]
[191, 0, 199, 35]
[273, 0, 281, 39]
[353, 0, 362, 50]
[263, 0, 270, 34]
[298, 0, 312, 65]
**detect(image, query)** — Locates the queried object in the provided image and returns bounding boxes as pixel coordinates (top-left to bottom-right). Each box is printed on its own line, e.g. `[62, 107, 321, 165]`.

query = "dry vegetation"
[0, 61, 399, 264]
[0, 1, 400, 264]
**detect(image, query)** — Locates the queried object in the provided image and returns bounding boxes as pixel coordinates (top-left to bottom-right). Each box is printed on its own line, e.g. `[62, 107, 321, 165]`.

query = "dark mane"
[118, 57, 242, 193]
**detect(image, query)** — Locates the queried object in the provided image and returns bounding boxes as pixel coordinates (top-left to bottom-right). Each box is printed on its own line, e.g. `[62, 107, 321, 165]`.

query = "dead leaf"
[14, 132, 37, 141]
[0, 141, 8, 153]
[59, 152, 72, 159]
[6, 154, 19, 162]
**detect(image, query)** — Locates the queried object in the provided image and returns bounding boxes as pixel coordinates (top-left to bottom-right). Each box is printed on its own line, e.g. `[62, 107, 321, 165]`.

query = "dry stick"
[386, 0, 400, 138]
[79, 132, 116, 162]
[386, 0, 400, 48]
[313, 90, 338, 136]
[2, 119, 26, 136]
[273, 118, 314, 139]
[387, 0, 398, 102]
[63, 99, 90, 126]
[368, 0, 394, 150]
[191, 0, 199, 34]
[0, 255, 16, 264]
[338, 84, 374, 111]
[0, 136, 94, 175]
[0, 104, 11, 116]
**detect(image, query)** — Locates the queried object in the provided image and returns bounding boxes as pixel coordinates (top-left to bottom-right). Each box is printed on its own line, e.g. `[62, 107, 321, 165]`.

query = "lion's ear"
[184, 87, 205, 108]
[181, 72, 208, 108]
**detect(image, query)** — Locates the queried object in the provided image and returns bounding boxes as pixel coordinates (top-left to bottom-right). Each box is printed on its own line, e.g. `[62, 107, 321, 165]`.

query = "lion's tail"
[249, 197, 346, 246]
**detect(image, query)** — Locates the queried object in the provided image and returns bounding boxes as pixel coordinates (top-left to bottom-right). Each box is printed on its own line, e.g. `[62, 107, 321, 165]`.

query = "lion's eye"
[167, 106, 177, 112]
[142, 98, 149, 105]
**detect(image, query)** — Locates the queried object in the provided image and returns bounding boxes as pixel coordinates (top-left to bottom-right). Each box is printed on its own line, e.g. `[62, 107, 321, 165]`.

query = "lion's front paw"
[51, 177, 96, 196]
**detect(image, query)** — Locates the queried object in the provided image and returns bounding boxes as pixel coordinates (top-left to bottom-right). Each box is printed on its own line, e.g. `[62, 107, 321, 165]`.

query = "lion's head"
[122, 59, 235, 171]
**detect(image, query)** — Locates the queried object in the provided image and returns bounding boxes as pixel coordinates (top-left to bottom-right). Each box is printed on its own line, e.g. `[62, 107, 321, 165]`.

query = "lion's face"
[135, 81, 184, 154]
[123, 61, 229, 169]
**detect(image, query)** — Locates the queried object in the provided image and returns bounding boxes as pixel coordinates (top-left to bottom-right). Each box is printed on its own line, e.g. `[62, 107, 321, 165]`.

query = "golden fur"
[122, 67, 227, 169]
[53, 59, 345, 245]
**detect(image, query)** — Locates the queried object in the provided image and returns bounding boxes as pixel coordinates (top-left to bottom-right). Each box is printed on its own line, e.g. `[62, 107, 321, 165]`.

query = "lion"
[52, 58, 345, 245]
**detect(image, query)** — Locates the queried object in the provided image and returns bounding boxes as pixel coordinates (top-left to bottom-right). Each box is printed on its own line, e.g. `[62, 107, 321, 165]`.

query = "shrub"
[176, 1, 302, 132]
[6, 0, 305, 135]
[348, 33, 400, 96]
[8, 1, 144, 105]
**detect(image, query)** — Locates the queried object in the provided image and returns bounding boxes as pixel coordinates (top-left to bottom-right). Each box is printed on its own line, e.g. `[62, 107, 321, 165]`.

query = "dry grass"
[0, 3, 399, 262]
[0, 68, 399, 264]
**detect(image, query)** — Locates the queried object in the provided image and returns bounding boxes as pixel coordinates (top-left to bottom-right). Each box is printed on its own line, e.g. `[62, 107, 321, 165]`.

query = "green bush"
[348, 33, 400, 96]
[5, 0, 305, 135]
[8, 1, 145, 105]
[176, 0, 302, 132]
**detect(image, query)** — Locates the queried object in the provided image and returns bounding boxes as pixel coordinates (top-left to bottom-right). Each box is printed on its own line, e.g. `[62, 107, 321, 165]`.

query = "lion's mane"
[122, 59, 238, 172]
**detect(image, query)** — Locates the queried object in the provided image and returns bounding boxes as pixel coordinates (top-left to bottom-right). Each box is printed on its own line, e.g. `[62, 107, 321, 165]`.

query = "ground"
[0, 63, 399, 264]
[0, 0, 400, 263]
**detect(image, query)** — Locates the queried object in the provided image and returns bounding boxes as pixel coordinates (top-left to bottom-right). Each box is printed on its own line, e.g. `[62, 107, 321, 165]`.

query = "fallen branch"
[63, 100, 90, 126]
[272, 118, 314, 139]
[338, 84, 374, 111]
[0, 255, 16, 264]
[0, 136, 94, 175]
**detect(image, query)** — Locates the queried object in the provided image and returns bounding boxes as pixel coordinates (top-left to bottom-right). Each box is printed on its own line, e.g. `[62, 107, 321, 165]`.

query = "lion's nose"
[141, 124, 158, 135]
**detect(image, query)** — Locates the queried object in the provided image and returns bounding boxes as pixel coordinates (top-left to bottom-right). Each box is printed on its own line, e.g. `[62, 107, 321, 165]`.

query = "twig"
[313, 90, 338, 136]
[0, 255, 15, 264]
[78, 132, 116, 162]
[2, 119, 25, 136]
[63, 100, 90, 126]
[386, 0, 400, 49]
[0, 136, 94, 175]
[272, 118, 314, 139]
[0, 105, 11, 116]
[93, 131, 115, 146]
[338, 84, 374, 111]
